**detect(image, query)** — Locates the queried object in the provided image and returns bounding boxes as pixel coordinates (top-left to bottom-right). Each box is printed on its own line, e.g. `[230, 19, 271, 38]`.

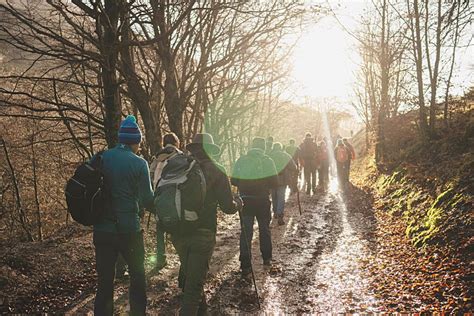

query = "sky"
[287, 0, 474, 113]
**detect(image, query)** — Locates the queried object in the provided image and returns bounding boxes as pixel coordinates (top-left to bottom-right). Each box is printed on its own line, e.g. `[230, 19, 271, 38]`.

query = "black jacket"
[189, 148, 237, 232]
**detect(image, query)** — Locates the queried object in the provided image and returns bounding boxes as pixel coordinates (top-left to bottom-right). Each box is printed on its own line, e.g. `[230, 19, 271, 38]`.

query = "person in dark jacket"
[149, 133, 182, 271]
[285, 139, 300, 194]
[299, 132, 318, 195]
[334, 139, 349, 189]
[269, 142, 297, 225]
[265, 136, 274, 155]
[93, 115, 154, 316]
[231, 137, 278, 277]
[343, 138, 356, 184]
[172, 133, 241, 315]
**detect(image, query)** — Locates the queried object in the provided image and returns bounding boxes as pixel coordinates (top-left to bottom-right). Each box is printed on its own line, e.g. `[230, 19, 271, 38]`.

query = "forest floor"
[1, 176, 472, 313]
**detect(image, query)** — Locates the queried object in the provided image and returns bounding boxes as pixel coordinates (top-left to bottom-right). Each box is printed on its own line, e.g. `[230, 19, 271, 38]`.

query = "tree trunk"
[98, 0, 122, 148]
[120, 13, 161, 155]
[30, 132, 43, 241]
[412, 0, 429, 138]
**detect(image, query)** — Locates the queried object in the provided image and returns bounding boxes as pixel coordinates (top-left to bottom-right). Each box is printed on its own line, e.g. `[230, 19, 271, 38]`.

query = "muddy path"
[68, 178, 472, 314]
[69, 179, 383, 314]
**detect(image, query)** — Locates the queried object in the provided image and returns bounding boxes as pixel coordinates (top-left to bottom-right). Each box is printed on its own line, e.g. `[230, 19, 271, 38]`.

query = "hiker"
[265, 136, 274, 155]
[318, 140, 330, 190]
[149, 132, 182, 271]
[269, 142, 297, 225]
[334, 139, 349, 189]
[299, 132, 318, 194]
[170, 133, 242, 315]
[231, 137, 278, 277]
[285, 139, 300, 194]
[93, 115, 153, 315]
[343, 138, 356, 184]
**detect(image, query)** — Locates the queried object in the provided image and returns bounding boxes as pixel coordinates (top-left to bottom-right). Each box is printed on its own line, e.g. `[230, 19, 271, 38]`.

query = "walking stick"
[296, 185, 302, 215]
[296, 168, 302, 215]
[238, 206, 261, 310]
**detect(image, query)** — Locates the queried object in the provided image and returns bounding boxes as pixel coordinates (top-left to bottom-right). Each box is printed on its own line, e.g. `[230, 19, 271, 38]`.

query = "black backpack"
[154, 153, 206, 234]
[65, 153, 106, 226]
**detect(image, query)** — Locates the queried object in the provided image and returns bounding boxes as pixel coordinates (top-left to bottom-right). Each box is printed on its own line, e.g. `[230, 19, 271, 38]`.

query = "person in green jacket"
[231, 137, 278, 276]
[93, 115, 154, 316]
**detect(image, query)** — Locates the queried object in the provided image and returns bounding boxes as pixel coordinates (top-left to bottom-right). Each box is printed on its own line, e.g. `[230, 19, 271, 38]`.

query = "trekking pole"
[296, 186, 302, 216]
[296, 168, 302, 215]
[237, 206, 261, 310]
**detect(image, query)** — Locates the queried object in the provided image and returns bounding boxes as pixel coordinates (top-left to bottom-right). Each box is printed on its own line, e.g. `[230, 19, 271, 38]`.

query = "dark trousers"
[93, 231, 146, 316]
[171, 229, 216, 315]
[318, 163, 329, 188]
[304, 167, 316, 193]
[239, 198, 272, 269]
[156, 222, 166, 262]
[336, 162, 348, 186]
[345, 159, 352, 183]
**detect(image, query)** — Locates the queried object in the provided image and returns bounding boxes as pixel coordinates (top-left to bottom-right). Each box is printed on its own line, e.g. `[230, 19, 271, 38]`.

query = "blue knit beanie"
[118, 115, 142, 144]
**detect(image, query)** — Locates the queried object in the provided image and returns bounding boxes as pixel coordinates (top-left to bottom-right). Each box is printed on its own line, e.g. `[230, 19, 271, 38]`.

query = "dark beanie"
[251, 137, 266, 151]
[118, 115, 142, 144]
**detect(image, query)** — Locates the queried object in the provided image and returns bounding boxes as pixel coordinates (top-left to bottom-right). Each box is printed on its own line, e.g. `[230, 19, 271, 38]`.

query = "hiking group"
[65, 115, 356, 315]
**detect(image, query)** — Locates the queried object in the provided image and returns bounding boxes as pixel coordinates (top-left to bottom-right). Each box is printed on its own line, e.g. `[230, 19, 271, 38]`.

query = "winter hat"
[251, 137, 266, 151]
[272, 142, 283, 151]
[118, 115, 142, 144]
[186, 133, 220, 156]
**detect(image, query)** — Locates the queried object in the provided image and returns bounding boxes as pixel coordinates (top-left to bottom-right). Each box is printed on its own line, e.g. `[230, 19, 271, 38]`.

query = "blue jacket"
[93, 144, 154, 233]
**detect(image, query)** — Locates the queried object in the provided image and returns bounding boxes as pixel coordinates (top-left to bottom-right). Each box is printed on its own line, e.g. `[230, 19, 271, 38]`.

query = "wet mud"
[68, 178, 470, 314]
[86, 179, 384, 314]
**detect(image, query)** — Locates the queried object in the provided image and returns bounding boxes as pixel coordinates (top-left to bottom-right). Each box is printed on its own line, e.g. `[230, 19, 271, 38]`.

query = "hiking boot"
[277, 217, 285, 226]
[155, 256, 167, 271]
[241, 267, 252, 278]
[263, 259, 272, 267]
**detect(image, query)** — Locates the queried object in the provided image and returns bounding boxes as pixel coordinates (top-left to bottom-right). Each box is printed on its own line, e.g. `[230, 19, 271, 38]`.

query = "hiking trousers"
[93, 230, 146, 316]
[171, 229, 216, 316]
[336, 162, 348, 187]
[156, 222, 166, 263]
[271, 186, 286, 216]
[239, 198, 272, 269]
[345, 159, 352, 183]
[304, 166, 316, 193]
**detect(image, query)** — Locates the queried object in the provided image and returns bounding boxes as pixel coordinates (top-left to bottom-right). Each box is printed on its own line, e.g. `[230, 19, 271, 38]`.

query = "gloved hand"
[233, 195, 243, 213]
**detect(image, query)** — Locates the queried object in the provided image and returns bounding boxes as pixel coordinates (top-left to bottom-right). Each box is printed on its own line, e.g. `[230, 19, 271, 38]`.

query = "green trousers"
[171, 229, 216, 316]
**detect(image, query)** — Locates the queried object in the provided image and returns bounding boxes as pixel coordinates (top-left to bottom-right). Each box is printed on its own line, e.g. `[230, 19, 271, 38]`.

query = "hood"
[247, 147, 265, 157]
[156, 145, 181, 162]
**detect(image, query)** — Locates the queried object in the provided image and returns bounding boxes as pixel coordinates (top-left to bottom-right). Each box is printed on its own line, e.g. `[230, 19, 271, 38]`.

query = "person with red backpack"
[343, 138, 356, 184]
[299, 132, 318, 195]
[334, 139, 350, 189]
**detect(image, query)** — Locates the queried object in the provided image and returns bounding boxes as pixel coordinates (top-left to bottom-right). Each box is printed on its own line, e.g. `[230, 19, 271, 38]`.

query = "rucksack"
[65, 153, 106, 226]
[154, 153, 207, 234]
[300, 141, 316, 159]
[336, 147, 349, 163]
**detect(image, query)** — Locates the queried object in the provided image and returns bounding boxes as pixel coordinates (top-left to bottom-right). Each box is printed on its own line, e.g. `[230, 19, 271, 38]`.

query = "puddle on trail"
[259, 178, 379, 314]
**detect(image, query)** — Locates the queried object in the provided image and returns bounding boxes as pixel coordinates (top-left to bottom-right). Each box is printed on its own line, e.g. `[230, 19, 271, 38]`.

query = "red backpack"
[336, 146, 348, 163]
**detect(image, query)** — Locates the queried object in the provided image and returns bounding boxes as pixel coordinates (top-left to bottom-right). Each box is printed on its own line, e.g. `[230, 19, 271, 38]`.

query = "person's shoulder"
[262, 154, 275, 165]
[209, 161, 227, 175]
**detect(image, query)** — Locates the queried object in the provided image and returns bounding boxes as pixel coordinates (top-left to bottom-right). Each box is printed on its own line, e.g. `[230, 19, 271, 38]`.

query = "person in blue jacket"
[93, 115, 154, 316]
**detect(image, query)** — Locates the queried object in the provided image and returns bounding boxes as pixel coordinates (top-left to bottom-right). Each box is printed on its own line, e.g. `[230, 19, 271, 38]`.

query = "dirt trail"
[67, 178, 384, 314]
[65, 175, 473, 314]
